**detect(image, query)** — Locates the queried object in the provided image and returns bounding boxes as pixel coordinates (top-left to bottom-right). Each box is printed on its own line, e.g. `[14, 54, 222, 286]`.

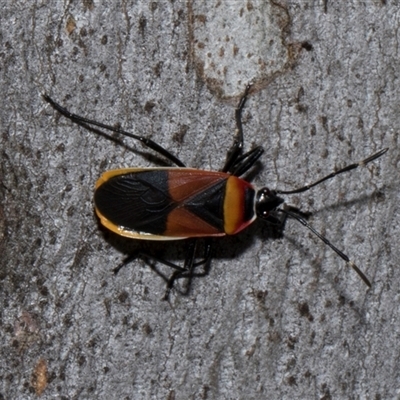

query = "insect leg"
[222, 84, 252, 173]
[228, 146, 264, 177]
[162, 240, 197, 300]
[113, 240, 213, 299]
[43, 94, 186, 167]
[163, 239, 214, 300]
[113, 250, 187, 275]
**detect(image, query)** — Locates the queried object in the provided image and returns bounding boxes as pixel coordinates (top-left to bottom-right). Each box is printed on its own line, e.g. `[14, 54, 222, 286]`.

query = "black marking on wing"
[94, 170, 175, 235]
[184, 179, 226, 231]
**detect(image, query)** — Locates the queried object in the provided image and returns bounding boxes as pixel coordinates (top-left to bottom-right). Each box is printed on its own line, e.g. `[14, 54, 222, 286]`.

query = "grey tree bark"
[1, 2, 398, 399]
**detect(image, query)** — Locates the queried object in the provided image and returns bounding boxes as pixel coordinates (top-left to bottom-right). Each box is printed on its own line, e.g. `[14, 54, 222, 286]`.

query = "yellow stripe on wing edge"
[95, 207, 188, 241]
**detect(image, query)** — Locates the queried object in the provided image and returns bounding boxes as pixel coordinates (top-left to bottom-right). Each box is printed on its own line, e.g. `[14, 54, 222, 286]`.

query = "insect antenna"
[278, 208, 371, 287]
[274, 148, 388, 287]
[276, 148, 388, 195]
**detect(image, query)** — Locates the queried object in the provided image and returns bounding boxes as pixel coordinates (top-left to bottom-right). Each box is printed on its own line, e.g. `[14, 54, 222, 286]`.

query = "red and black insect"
[43, 86, 387, 298]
